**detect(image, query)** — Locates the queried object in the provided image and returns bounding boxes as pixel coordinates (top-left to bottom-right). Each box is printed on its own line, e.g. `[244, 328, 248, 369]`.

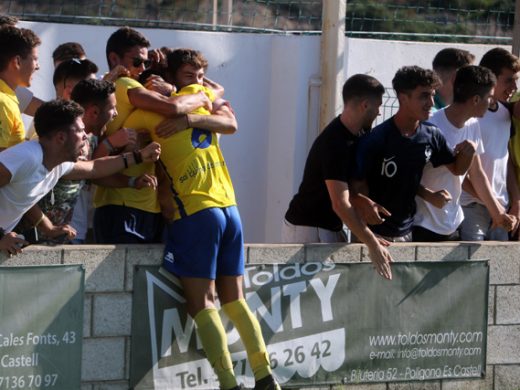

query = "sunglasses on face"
[132, 57, 152, 68]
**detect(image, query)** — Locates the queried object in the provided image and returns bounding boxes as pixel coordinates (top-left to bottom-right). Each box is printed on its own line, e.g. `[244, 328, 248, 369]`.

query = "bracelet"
[128, 176, 137, 188]
[102, 138, 115, 154]
[34, 213, 45, 228]
[122, 153, 129, 169]
[133, 150, 143, 164]
[186, 114, 191, 128]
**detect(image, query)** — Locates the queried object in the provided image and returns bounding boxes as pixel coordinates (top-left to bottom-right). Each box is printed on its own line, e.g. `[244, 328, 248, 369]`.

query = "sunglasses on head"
[132, 57, 152, 68]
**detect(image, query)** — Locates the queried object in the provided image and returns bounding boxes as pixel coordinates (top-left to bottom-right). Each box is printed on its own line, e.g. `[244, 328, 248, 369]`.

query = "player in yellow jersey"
[0, 26, 40, 151]
[158, 48, 280, 390]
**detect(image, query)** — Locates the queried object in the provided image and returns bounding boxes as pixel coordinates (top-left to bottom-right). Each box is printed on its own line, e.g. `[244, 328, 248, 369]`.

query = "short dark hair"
[166, 48, 208, 78]
[34, 99, 84, 139]
[52, 58, 98, 87]
[106, 27, 150, 69]
[52, 42, 86, 64]
[342, 74, 385, 104]
[71, 79, 116, 107]
[432, 48, 475, 72]
[453, 65, 496, 103]
[0, 26, 40, 72]
[392, 66, 441, 94]
[479, 47, 520, 77]
[0, 14, 18, 27]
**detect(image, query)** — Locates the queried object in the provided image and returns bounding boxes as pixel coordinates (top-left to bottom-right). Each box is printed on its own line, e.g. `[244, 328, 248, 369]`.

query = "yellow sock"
[194, 308, 237, 390]
[222, 299, 272, 381]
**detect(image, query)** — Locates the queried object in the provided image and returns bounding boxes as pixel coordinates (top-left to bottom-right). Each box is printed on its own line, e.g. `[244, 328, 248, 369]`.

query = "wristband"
[133, 150, 143, 164]
[122, 153, 129, 169]
[102, 138, 115, 154]
[128, 176, 137, 188]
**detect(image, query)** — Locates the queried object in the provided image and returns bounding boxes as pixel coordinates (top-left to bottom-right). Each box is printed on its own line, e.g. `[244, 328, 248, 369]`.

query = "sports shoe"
[253, 374, 281, 390]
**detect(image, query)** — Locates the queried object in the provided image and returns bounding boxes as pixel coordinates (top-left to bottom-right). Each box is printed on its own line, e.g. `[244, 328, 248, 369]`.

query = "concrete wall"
[1, 242, 519, 389]
[15, 21, 510, 244]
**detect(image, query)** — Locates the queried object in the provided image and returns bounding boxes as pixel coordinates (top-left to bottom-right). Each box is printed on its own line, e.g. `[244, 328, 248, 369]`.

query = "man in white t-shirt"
[0, 99, 160, 255]
[414, 65, 516, 241]
[459, 48, 520, 240]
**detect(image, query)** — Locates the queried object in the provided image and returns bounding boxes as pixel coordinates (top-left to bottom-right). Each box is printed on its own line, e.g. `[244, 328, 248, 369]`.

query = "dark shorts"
[93, 205, 163, 244]
[412, 225, 460, 242]
[162, 206, 244, 279]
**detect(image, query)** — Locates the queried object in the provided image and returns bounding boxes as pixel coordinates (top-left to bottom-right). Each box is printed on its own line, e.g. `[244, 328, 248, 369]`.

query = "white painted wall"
[17, 21, 508, 243]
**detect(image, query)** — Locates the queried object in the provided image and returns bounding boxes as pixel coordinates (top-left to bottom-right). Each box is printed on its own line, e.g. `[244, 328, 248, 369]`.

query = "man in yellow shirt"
[0, 26, 40, 150]
[125, 48, 280, 390]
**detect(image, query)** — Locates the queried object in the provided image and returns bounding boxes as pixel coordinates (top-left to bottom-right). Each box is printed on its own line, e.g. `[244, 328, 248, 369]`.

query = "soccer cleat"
[253, 375, 281, 390]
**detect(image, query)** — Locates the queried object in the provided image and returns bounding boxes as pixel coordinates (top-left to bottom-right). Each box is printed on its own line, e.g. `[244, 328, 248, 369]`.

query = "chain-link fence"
[0, 0, 516, 43]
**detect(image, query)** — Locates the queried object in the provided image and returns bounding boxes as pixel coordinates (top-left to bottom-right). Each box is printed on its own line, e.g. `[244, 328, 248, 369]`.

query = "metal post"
[212, 0, 218, 30]
[513, 0, 520, 56]
[221, 0, 233, 29]
[318, 0, 346, 132]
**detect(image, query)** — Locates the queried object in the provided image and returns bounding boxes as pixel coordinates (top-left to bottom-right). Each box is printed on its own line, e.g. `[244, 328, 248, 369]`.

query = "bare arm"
[92, 128, 137, 159]
[203, 77, 225, 99]
[127, 87, 211, 117]
[326, 179, 393, 280]
[468, 155, 505, 217]
[416, 185, 452, 209]
[155, 103, 238, 138]
[92, 173, 157, 190]
[63, 143, 160, 181]
[445, 140, 476, 176]
[23, 205, 77, 240]
[349, 179, 391, 225]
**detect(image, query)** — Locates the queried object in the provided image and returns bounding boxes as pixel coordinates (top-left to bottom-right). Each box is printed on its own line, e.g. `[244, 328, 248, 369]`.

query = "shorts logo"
[191, 128, 212, 149]
[164, 251, 175, 264]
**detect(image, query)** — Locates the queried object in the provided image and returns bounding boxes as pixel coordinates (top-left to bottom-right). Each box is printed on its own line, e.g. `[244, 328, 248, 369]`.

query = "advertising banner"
[130, 261, 488, 389]
[0, 265, 84, 390]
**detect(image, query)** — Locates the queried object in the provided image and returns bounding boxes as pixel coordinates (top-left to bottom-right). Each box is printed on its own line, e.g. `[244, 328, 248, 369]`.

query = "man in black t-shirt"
[283, 74, 393, 280]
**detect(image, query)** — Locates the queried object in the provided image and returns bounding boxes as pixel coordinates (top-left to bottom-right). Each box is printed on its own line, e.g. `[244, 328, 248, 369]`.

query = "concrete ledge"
[1, 241, 519, 389]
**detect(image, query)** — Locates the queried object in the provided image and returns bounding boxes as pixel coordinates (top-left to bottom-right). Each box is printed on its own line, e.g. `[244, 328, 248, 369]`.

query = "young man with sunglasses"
[93, 27, 231, 244]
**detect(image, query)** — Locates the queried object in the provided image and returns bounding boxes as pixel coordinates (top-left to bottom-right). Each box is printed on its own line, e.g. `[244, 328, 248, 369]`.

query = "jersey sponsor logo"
[191, 128, 212, 149]
[381, 156, 397, 178]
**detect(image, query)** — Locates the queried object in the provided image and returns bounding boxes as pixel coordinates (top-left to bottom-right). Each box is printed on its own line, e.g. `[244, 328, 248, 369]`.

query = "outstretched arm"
[128, 87, 211, 117]
[63, 143, 160, 181]
[327, 179, 393, 280]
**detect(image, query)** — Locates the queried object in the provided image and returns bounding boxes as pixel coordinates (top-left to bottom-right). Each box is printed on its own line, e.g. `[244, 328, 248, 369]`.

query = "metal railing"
[0, 0, 515, 43]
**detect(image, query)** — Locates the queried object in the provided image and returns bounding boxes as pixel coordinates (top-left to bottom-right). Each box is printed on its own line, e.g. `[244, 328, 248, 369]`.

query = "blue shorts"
[162, 206, 244, 279]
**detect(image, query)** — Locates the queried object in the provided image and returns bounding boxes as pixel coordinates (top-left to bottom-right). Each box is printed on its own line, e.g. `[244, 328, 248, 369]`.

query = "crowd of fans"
[0, 17, 280, 390]
[284, 47, 520, 280]
[1, 15, 519, 390]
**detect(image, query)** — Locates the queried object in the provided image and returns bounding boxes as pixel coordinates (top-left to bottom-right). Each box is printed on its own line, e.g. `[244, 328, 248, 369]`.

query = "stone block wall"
[1, 242, 519, 389]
